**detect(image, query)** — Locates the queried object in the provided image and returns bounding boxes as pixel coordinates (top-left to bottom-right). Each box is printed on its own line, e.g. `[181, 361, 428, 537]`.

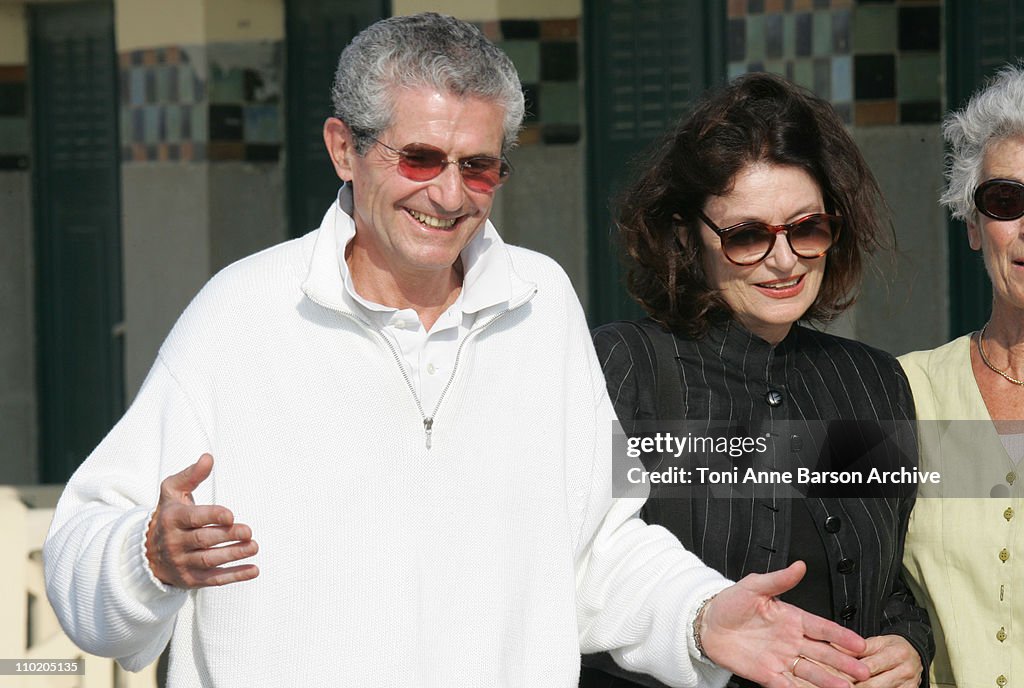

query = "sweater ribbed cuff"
[121, 507, 181, 603]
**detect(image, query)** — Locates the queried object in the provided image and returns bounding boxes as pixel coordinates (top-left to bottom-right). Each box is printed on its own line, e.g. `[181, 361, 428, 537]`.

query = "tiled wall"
[120, 41, 284, 163]
[482, 18, 581, 145]
[727, 0, 942, 126]
[0, 65, 28, 170]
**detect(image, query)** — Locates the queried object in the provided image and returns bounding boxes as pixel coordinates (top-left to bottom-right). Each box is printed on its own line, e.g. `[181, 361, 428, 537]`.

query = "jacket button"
[997, 626, 1007, 642]
[1000, 548, 1010, 563]
[1006, 507, 1015, 522]
[824, 515, 841, 533]
[791, 434, 802, 451]
[837, 558, 857, 574]
[840, 604, 857, 620]
[996, 676, 1007, 687]
[1008, 471, 1017, 485]
[765, 390, 784, 407]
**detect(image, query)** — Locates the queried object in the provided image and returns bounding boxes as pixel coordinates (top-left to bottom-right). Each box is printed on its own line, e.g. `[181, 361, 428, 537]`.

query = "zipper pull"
[424, 417, 433, 449]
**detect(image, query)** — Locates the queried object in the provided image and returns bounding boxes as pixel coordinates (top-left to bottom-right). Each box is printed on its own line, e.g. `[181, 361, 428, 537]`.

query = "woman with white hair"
[901, 63, 1024, 687]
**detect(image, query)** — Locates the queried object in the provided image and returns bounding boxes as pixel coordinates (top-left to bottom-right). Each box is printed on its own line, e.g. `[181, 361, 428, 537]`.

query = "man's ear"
[967, 218, 982, 251]
[324, 117, 357, 182]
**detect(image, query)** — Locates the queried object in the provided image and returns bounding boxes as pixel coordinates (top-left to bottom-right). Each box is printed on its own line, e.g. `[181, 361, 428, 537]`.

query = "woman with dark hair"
[581, 73, 932, 688]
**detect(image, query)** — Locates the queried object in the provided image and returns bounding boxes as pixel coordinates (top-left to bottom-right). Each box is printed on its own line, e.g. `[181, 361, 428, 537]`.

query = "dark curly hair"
[617, 72, 890, 338]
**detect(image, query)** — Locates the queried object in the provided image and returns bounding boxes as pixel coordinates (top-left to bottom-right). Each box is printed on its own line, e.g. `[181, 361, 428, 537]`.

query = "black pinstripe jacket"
[581, 319, 933, 688]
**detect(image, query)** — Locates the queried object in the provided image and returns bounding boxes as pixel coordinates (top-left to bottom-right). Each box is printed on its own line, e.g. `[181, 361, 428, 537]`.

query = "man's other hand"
[145, 454, 259, 588]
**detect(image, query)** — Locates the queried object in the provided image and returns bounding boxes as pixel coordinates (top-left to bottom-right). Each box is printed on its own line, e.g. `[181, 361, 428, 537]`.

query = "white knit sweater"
[43, 202, 731, 688]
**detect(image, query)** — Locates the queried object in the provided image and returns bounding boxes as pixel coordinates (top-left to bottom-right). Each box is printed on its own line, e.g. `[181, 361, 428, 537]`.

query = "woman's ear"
[966, 218, 982, 251]
[672, 213, 689, 248]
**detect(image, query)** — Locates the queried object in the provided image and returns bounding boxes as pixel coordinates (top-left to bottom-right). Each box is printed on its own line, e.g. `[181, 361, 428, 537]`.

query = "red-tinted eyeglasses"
[975, 178, 1024, 221]
[697, 210, 842, 266]
[366, 136, 511, 193]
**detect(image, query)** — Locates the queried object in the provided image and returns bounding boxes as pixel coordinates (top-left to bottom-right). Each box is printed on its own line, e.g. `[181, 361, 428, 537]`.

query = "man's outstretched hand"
[145, 454, 259, 588]
[700, 561, 871, 688]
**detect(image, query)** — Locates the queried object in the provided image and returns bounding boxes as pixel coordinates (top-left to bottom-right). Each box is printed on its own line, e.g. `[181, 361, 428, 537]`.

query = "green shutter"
[585, 0, 725, 326]
[946, 0, 1024, 336]
[285, 0, 388, 238]
[31, 1, 124, 482]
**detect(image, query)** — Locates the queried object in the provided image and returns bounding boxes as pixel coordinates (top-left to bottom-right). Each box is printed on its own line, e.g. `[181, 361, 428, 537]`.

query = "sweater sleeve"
[43, 355, 210, 670]
[570, 319, 732, 687]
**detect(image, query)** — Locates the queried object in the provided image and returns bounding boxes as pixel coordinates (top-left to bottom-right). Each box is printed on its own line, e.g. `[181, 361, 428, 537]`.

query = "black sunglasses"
[974, 178, 1024, 221]
[697, 210, 843, 266]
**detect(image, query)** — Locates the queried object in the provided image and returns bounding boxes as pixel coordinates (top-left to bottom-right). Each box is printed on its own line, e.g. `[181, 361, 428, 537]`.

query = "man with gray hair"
[44, 13, 871, 688]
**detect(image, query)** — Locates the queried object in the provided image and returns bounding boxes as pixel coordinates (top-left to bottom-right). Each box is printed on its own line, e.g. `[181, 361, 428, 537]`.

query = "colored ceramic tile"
[540, 42, 578, 81]
[131, 107, 144, 142]
[521, 84, 540, 122]
[243, 104, 282, 143]
[852, 4, 897, 53]
[854, 100, 897, 126]
[854, 53, 895, 99]
[813, 0, 830, 8]
[181, 104, 192, 140]
[898, 5, 940, 51]
[813, 57, 831, 99]
[793, 58, 814, 89]
[746, 15, 766, 61]
[143, 105, 161, 144]
[129, 68, 146, 107]
[480, 21, 501, 42]
[812, 11, 832, 56]
[209, 104, 243, 141]
[500, 20, 540, 39]
[728, 61, 748, 80]
[767, 0, 786, 13]
[165, 46, 181, 65]
[209, 66, 245, 103]
[832, 102, 852, 123]
[538, 82, 579, 124]
[765, 59, 787, 76]
[900, 101, 940, 123]
[155, 65, 172, 102]
[191, 104, 208, 142]
[0, 83, 26, 117]
[540, 19, 577, 40]
[0, 117, 29, 154]
[783, 13, 796, 55]
[517, 125, 542, 146]
[749, 0, 766, 13]
[157, 142, 169, 162]
[728, 0, 746, 16]
[118, 52, 132, 69]
[795, 13, 813, 56]
[208, 141, 245, 161]
[167, 66, 180, 103]
[131, 50, 144, 67]
[499, 41, 540, 83]
[131, 142, 146, 161]
[898, 53, 941, 102]
[794, 0, 813, 9]
[831, 54, 852, 101]
[158, 107, 167, 141]
[245, 144, 280, 162]
[142, 49, 157, 67]
[119, 106, 131, 146]
[832, 10, 851, 53]
[165, 105, 182, 143]
[180, 141, 194, 162]
[145, 70, 157, 104]
[729, 18, 747, 62]
[766, 14, 784, 58]
[178, 66, 196, 104]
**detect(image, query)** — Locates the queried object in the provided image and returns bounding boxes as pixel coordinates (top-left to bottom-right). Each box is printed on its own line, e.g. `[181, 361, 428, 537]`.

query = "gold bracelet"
[692, 594, 716, 660]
